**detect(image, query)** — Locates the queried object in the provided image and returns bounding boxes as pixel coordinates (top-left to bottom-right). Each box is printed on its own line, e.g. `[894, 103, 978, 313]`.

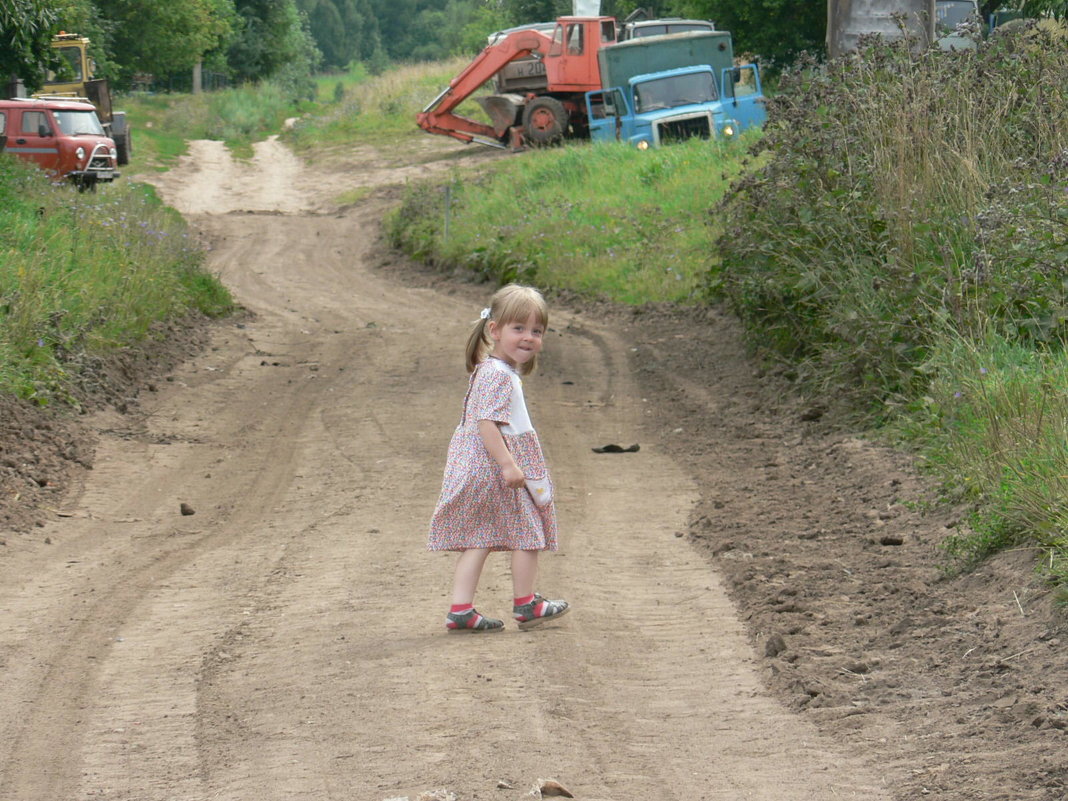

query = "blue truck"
[584, 31, 765, 148]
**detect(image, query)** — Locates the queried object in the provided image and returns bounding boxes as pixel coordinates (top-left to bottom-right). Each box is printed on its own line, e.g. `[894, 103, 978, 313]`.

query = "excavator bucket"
[476, 94, 525, 137]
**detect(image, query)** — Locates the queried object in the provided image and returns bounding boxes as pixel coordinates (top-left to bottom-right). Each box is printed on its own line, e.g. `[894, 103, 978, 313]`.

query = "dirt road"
[0, 137, 901, 800]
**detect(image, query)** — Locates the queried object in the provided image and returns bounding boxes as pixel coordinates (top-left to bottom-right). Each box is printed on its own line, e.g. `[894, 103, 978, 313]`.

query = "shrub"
[712, 23, 1068, 411]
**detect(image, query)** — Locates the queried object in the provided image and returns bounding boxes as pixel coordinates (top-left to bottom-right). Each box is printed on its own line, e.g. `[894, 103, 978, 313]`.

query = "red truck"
[0, 97, 120, 189]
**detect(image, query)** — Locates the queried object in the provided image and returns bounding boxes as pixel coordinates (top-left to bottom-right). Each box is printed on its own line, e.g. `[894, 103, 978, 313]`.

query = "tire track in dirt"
[0, 139, 895, 800]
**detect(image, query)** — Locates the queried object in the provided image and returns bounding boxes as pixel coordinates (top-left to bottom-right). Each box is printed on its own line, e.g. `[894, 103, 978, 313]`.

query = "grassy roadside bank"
[0, 158, 232, 405]
[386, 135, 760, 303]
[712, 24, 1068, 596]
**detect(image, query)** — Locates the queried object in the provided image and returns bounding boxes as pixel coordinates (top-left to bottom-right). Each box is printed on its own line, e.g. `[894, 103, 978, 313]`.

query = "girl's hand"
[501, 463, 525, 489]
[478, 419, 526, 488]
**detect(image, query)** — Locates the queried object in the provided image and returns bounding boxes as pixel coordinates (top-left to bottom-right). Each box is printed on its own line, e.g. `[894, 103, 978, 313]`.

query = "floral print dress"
[428, 357, 557, 552]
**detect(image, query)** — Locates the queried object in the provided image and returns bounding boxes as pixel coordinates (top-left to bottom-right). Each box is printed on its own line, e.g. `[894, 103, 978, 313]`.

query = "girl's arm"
[478, 419, 525, 488]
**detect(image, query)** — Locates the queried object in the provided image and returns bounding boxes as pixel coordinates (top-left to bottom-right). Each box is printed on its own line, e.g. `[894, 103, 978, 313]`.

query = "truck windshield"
[46, 46, 83, 83]
[631, 22, 714, 38]
[634, 71, 717, 112]
[53, 110, 105, 136]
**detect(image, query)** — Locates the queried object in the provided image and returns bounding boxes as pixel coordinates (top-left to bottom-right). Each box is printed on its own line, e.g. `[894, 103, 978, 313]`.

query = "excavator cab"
[417, 16, 617, 149]
[544, 18, 617, 91]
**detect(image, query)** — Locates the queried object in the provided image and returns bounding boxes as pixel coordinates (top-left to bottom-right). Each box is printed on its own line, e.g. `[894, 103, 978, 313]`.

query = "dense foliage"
[1, 0, 834, 93]
[675, 0, 823, 69]
[299, 0, 384, 70]
[2, 0, 321, 98]
[706, 20, 1068, 589]
[712, 21, 1068, 408]
[0, 0, 60, 91]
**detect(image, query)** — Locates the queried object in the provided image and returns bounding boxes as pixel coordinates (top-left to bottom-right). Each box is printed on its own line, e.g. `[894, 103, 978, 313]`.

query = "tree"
[53, 0, 117, 79]
[228, 0, 321, 95]
[1018, 0, 1067, 17]
[300, 0, 381, 68]
[1, 0, 61, 90]
[498, 0, 567, 25]
[673, 0, 824, 67]
[93, 0, 236, 79]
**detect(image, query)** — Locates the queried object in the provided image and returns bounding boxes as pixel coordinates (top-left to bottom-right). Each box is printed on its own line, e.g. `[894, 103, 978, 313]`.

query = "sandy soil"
[0, 134, 1064, 801]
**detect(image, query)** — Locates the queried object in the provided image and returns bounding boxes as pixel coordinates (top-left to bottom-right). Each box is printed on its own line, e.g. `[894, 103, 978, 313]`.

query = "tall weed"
[286, 58, 479, 150]
[713, 22, 1068, 410]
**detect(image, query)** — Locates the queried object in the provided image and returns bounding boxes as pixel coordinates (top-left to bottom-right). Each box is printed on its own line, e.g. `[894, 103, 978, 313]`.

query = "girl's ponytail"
[464, 314, 492, 373]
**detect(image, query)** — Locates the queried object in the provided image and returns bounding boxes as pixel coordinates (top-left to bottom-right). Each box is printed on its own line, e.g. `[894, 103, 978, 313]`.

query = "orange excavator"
[416, 16, 618, 149]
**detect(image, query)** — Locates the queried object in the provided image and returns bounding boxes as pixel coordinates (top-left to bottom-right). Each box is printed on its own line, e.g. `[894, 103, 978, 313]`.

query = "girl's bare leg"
[451, 548, 491, 605]
[510, 549, 539, 599]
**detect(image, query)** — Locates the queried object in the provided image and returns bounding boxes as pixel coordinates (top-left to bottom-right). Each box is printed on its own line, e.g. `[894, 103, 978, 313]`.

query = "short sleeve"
[467, 363, 513, 425]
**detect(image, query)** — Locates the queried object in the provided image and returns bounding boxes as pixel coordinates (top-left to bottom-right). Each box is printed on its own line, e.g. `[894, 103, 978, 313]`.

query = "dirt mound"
[0, 314, 216, 534]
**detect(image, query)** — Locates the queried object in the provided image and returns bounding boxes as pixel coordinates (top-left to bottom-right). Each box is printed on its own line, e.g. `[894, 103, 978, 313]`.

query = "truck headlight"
[110, 147, 118, 159]
[636, 140, 650, 151]
[76, 147, 86, 160]
[722, 124, 736, 138]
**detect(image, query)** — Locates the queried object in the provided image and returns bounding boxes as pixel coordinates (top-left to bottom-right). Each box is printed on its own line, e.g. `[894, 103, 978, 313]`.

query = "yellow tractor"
[36, 33, 132, 165]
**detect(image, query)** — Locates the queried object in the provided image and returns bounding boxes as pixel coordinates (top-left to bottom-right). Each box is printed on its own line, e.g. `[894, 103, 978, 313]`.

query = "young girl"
[428, 284, 570, 633]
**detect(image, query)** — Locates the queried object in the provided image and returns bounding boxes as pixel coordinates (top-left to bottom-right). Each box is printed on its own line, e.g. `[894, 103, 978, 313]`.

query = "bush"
[712, 22, 1068, 411]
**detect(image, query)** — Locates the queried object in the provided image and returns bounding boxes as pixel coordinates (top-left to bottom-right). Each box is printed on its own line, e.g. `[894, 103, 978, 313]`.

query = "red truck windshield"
[53, 109, 105, 136]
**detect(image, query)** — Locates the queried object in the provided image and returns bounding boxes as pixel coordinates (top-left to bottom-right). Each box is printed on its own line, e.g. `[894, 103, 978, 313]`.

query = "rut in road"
[0, 140, 891, 800]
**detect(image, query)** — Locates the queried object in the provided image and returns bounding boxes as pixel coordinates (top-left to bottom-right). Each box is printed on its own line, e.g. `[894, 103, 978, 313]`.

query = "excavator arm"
[416, 30, 553, 147]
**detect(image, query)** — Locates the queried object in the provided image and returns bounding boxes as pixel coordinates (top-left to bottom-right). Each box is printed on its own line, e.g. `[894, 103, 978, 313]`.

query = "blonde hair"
[465, 284, 549, 376]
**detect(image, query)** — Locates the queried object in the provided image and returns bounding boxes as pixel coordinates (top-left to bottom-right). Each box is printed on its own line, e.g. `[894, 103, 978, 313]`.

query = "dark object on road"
[592, 443, 640, 453]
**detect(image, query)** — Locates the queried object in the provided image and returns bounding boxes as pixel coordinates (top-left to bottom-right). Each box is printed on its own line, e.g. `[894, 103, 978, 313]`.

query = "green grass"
[119, 93, 191, 171]
[122, 82, 303, 168]
[0, 157, 232, 404]
[284, 58, 488, 151]
[387, 133, 761, 303]
[904, 331, 1068, 597]
[311, 63, 372, 104]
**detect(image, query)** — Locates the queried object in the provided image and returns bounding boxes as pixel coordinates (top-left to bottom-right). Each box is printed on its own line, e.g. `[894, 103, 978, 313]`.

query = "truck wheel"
[116, 128, 132, 166]
[523, 97, 567, 146]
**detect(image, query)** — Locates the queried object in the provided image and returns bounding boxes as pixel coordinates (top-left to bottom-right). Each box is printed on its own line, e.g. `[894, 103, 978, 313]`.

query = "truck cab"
[586, 62, 763, 147]
[0, 98, 120, 189]
[585, 31, 765, 149]
[935, 0, 981, 48]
